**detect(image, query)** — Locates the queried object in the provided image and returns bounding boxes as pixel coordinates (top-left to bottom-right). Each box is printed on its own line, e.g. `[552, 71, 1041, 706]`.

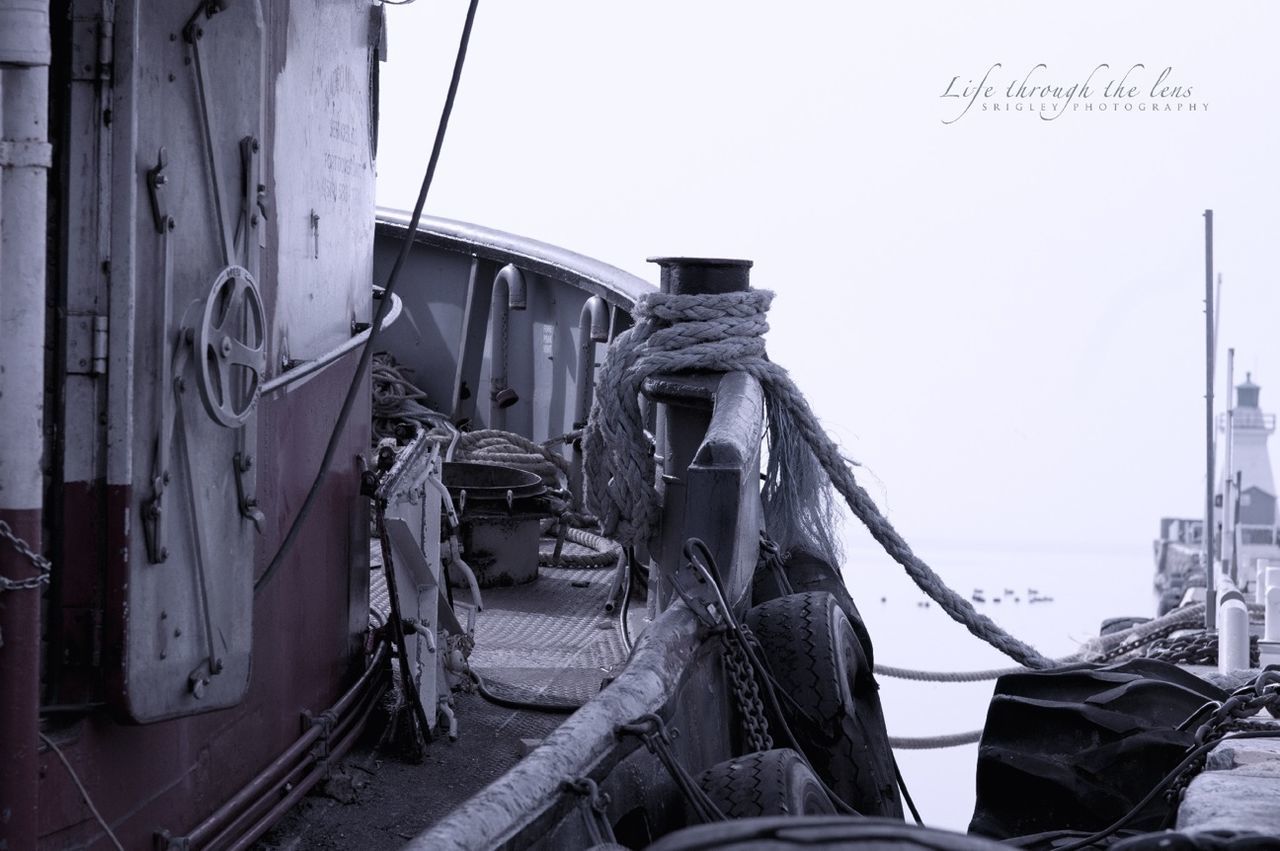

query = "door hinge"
[65, 313, 108, 377]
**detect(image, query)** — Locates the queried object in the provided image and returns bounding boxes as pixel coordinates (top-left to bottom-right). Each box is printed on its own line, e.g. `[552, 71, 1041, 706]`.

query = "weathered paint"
[0, 0, 53, 843]
[37, 0, 378, 845]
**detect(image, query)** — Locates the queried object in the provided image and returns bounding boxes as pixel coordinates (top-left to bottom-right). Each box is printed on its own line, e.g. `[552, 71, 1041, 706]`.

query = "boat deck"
[255, 536, 640, 849]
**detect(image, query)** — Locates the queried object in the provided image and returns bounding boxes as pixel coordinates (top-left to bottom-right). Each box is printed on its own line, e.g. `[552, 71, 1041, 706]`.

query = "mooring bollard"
[1258, 568, 1280, 668]
[1219, 596, 1251, 673]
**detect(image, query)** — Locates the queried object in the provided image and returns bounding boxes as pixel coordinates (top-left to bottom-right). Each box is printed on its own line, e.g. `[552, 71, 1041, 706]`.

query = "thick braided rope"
[584, 289, 1054, 669]
[456, 429, 570, 482]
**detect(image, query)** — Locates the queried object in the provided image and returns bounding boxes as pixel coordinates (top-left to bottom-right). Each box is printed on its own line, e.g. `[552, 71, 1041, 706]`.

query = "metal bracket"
[145, 147, 171, 234]
[237, 136, 264, 253]
[144, 323, 193, 564]
[233, 452, 265, 532]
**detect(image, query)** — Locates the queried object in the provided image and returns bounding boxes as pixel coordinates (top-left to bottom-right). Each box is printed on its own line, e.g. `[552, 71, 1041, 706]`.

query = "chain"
[723, 631, 773, 752]
[0, 519, 52, 592]
[1092, 620, 1185, 663]
[1144, 631, 1260, 667]
[1165, 674, 1280, 805]
[562, 778, 616, 846]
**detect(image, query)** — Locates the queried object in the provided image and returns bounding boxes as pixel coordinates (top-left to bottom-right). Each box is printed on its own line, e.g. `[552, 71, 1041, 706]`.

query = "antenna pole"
[1226, 347, 1235, 585]
[1204, 209, 1217, 629]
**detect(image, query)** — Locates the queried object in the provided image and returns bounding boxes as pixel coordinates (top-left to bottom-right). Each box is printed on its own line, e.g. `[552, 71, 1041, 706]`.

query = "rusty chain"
[0, 519, 52, 593]
[1162, 673, 1280, 806]
[723, 631, 774, 752]
[1144, 631, 1260, 667]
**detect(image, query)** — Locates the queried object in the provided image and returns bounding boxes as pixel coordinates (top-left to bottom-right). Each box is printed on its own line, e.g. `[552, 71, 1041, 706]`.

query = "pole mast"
[1226, 347, 1235, 585]
[1204, 210, 1217, 629]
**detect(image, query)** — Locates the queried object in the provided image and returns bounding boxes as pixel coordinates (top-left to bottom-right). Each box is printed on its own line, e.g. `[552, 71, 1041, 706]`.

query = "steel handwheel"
[196, 265, 266, 428]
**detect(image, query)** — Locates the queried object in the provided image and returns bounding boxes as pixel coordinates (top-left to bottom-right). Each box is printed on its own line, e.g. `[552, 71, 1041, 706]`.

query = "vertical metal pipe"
[0, 2, 53, 847]
[571, 296, 608, 509]
[487, 264, 526, 430]
[1204, 210, 1216, 629]
[1226, 348, 1235, 584]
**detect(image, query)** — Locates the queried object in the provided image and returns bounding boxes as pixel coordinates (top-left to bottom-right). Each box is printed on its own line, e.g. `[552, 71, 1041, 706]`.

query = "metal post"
[647, 257, 752, 603]
[1218, 595, 1249, 673]
[0, 2, 52, 847]
[1204, 210, 1216, 630]
[1225, 348, 1235, 584]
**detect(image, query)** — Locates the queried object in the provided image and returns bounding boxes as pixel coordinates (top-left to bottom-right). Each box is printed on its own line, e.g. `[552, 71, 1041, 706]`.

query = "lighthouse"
[1218, 372, 1280, 591]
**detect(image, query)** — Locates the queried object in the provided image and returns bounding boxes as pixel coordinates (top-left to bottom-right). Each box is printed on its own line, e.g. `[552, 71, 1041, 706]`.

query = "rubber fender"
[646, 815, 1009, 851]
[746, 591, 901, 818]
[969, 658, 1227, 840]
[751, 547, 875, 671]
[696, 748, 835, 819]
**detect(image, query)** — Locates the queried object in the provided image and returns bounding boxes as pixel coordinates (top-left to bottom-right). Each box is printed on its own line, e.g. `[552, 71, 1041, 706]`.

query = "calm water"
[839, 543, 1155, 830]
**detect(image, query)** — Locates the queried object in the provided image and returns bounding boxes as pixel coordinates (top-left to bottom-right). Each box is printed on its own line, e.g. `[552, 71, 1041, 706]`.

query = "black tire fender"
[745, 591, 902, 818]
[696, 748, 835, 819]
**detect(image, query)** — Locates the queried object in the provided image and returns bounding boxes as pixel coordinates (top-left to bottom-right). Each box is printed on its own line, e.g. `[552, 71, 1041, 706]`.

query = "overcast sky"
[376, 1, 1280, 553]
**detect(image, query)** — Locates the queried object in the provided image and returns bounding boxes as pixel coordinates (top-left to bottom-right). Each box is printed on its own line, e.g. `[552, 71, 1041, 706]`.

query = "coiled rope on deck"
[456, 429, 569, 482]
[583, 289, 1054, 669]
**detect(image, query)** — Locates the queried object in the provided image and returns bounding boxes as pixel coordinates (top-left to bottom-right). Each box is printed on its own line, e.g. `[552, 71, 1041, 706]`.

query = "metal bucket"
[442, 462, 551, 588]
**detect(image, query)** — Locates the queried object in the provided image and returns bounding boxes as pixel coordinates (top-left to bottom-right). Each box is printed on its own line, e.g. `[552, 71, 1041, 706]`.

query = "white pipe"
[1218, 597, 1250, 673]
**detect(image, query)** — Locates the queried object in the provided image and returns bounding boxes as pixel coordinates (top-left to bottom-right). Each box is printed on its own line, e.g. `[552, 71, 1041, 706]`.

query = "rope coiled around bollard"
[583, 289, 1055, 669]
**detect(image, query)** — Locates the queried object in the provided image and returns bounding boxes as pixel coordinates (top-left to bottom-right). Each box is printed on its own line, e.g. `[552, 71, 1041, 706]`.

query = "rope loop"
[584, 287, 1054, 669]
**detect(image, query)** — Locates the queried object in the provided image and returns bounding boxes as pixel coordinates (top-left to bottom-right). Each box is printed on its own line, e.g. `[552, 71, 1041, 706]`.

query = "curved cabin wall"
[41, 1, 377, 846]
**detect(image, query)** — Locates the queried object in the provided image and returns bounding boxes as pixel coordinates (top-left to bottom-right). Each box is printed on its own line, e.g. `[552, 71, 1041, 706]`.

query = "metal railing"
[1217, 410, 1276, 431]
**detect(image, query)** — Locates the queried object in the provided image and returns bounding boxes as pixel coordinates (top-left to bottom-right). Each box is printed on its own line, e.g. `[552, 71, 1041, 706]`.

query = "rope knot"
[581, 285, 1053, 670]
[582, 289, 778, 547]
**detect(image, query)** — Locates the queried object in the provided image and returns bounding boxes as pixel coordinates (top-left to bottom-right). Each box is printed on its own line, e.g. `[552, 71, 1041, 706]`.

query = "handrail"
[375, 209, 654, 310]
[260, 290, 404, 395]
[405, 603, 705, 851]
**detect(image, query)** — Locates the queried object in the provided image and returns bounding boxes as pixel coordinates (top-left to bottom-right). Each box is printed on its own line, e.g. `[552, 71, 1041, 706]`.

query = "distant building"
[1216, 373, 1280, 590]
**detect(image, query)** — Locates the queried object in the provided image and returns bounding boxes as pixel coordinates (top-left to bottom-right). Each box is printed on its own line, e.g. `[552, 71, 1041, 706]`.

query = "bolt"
[174, 628, 182, 637]
[168, 73, 175, 82]
[163, 472, 170, 484]
[242, 455, 253, 470]
[167, 218, 175, 231]
[251, 214, 259, 226]
[159, 547, 169, 560]
[177, 377, 187, 392]
[251, 139, 260, 153]
[155, 174, 167, 186]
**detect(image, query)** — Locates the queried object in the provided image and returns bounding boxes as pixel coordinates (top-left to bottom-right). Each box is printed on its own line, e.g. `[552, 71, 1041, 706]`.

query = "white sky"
[376, 1, 1280, 553]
